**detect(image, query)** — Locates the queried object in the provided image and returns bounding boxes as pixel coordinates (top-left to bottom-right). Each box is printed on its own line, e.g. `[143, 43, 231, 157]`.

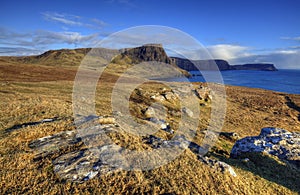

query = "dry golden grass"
[0, 53, 300, 194]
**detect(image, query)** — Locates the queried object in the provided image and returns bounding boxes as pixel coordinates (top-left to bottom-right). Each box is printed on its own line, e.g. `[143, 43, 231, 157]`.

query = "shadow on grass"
[212, 152, 300, 193]
[4, 117, 59, 133]
[285, 95, 300, 121]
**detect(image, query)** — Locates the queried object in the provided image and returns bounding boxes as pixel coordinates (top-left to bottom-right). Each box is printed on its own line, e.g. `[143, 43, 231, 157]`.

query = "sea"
[169, 69, 300, 94]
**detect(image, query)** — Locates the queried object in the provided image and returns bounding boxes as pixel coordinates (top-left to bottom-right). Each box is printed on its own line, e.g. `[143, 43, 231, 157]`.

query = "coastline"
[162, 69, 300, 95]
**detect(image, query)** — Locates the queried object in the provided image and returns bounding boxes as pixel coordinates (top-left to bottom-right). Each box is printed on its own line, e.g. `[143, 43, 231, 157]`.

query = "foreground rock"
[29, 118, 237, 182]
[231, 127, 300, 167]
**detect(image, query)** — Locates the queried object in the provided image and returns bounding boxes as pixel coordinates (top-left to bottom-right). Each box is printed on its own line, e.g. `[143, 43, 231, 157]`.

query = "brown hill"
[1, 48, 91, 67]
[0, 45, 190, 77]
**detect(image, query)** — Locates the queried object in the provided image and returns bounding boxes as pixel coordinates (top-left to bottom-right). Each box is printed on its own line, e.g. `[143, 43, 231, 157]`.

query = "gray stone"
[28, 130, 81, 159]
[148, 117, 173, 133]
[52, 144, 123, 182]
[230, 127, 300, 167]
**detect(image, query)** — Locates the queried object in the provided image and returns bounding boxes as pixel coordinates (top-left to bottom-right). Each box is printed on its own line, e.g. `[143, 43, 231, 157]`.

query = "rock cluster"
[231, 127, 300, 167]
[29, 125, 237, 182]
[28, 85, 234, 182]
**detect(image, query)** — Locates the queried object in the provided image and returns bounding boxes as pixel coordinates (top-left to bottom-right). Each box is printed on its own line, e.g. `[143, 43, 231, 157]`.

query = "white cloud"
[281, 36, 300, 41]
[0, 47, 42, 56]
[274, 50, 297, 54]
[0, 28, 100, 56]
[42, 12, 107, 29]
[42, 12, 83, 26]
[203, 43, 300, 69]
[207, 44, 250, 60]
[34, 30, 99, 46]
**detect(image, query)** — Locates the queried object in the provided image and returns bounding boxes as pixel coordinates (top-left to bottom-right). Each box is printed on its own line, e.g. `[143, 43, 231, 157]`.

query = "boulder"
[230, 127, 300, 167]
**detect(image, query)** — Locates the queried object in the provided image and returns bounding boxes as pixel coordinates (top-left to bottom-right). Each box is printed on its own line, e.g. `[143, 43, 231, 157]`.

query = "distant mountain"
[170, 57, 278, 71]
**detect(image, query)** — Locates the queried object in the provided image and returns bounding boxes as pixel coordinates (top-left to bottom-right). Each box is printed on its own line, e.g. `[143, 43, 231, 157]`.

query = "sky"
[1, 0, 300, 69]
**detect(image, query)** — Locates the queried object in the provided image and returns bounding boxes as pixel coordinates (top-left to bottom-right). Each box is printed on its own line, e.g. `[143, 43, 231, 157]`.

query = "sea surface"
[168, 69, 300, 94]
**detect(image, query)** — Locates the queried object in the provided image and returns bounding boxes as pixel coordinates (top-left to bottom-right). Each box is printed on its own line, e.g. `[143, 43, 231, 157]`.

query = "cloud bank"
[1, 11, 299, 69]
[0, 27, 100, 56]
[42, 12, 107, 30]
[206, 44, 300, 69]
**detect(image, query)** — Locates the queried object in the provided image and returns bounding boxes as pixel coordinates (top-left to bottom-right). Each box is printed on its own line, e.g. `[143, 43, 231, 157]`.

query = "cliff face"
[170, 57, 277, 71]
[121, 44, 171, 64]
[170, 57, 230, 71]
[118, 45, 191, 77]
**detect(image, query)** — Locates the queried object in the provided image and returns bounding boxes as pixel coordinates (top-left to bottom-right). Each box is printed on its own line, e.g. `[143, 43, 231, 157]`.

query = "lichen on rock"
[230, 127, 300, 167]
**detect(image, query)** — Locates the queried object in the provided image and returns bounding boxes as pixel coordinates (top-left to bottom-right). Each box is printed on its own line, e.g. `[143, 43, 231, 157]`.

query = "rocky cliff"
[120, 44, 171, 64]
[170, 57, 230, 71]
[117, 44, 191, 77]
[170, 57, 277, 71]
[231, 63, 278, 71]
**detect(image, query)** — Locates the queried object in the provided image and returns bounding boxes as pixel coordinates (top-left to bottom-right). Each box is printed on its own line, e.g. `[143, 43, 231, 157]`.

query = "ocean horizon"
[168, 69, 300, 94]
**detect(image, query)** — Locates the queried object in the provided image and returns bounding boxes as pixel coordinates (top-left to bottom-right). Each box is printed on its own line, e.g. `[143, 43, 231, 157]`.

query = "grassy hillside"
[0, 48, 91, 67]
[0, 49, 300, 194]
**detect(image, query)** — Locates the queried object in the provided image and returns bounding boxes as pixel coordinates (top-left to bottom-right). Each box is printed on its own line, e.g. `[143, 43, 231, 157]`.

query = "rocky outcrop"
[29, 125, 237, 182]
[121, 44, 171, 64]
[118, 44, 191, 77]
[170, 57, 277, 71]
[27, 84, 231, 182]
[230, 127, 300, 167]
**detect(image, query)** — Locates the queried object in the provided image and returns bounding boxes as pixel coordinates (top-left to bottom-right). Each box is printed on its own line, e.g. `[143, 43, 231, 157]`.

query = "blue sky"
[1, 0, 300, 68]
